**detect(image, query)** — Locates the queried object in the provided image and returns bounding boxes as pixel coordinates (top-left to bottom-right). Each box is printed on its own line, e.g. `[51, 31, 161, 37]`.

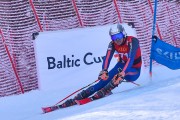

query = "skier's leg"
[91, 67, 141, 100]
[124, 68, 141, 81]
[58, 62, 124, 108]
[58, 98, 77, 108]
[92, 79, 118, 100]
[91, 71, 126, 100]
[74, 62, 124, 100]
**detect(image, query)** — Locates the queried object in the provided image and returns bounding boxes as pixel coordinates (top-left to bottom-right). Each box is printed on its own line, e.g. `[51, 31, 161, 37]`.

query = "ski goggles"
[111, 32, 124, 41]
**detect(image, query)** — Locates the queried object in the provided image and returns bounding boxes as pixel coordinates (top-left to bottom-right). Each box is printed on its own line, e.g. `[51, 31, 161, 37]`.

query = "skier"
[49, 23, 142, 110]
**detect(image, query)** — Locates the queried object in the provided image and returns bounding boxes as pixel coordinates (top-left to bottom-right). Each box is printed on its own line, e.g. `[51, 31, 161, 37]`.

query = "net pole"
[149, 0, 158, 77]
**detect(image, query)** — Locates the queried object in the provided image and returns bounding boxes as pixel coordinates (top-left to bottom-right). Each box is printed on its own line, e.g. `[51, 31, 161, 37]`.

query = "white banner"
[34, 23, 138, 91]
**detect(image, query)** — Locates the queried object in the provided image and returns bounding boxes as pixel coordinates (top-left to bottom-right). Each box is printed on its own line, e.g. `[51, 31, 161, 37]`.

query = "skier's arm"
[123, 37, 139, 73]
[102, 41, 115, 70]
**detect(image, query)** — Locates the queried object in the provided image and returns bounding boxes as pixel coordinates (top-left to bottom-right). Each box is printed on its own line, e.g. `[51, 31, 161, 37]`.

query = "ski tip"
[42, 108, 46, 113]
[42, 107, 52, 113]
[42, 106, 59, 113]
[42, 107, 47, 113]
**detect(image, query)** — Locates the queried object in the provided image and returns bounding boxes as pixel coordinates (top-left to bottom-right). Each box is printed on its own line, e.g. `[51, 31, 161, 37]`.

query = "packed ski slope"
[1, 66, 180, 120]
[1, 25, 180, 120]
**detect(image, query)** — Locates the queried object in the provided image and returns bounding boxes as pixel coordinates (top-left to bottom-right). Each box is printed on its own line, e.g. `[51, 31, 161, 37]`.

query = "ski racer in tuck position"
[49, 23, 142, 110]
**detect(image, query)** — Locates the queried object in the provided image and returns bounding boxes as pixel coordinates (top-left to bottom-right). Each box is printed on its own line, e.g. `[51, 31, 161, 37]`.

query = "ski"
[75, 97, 93, 105]
[43, 92, 112, 113]
[75, 83, 146, 106]
[42, 99, 77, 113]
[42, 81, 145, 113]
[75, 92, 113, 105]
[42, 106, 59, 113]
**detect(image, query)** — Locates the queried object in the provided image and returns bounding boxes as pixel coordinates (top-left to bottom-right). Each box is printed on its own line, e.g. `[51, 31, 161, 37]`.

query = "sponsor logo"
[156, 48, 180, 60]
[117, 47, 128, 52]
[47, 52, 105, 69]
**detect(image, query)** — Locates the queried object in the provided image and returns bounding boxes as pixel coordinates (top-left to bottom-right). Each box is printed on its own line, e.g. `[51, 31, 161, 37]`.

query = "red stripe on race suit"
[126, 71, 138, 76]
[104, 50, 111, 69]
[132, 62, 142, 68]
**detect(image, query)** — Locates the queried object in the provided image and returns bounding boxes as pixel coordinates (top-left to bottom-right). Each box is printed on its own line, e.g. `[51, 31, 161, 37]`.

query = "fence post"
[0, 29, 24, 94]
[113, 0, 122, 23]
[72, 0, 83, 27]
[29, 0, 43, 32]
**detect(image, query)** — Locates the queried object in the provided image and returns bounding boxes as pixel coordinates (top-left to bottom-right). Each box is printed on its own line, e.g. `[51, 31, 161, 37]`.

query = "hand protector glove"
[98, 69, 109, 80]
[112, 71, 125, 85]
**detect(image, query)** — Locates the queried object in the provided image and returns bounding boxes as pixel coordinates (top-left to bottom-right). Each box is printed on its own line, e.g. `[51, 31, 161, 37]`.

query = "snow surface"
[1, 25, 180, 120]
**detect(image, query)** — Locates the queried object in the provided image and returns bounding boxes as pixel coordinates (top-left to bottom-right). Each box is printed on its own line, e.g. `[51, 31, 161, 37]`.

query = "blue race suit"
[87, 36, 142, 96]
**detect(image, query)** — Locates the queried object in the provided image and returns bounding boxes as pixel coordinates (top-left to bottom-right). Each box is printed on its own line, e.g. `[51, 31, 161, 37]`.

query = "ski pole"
[129, 81, 141, 86]
[55, 79, 100, 105]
